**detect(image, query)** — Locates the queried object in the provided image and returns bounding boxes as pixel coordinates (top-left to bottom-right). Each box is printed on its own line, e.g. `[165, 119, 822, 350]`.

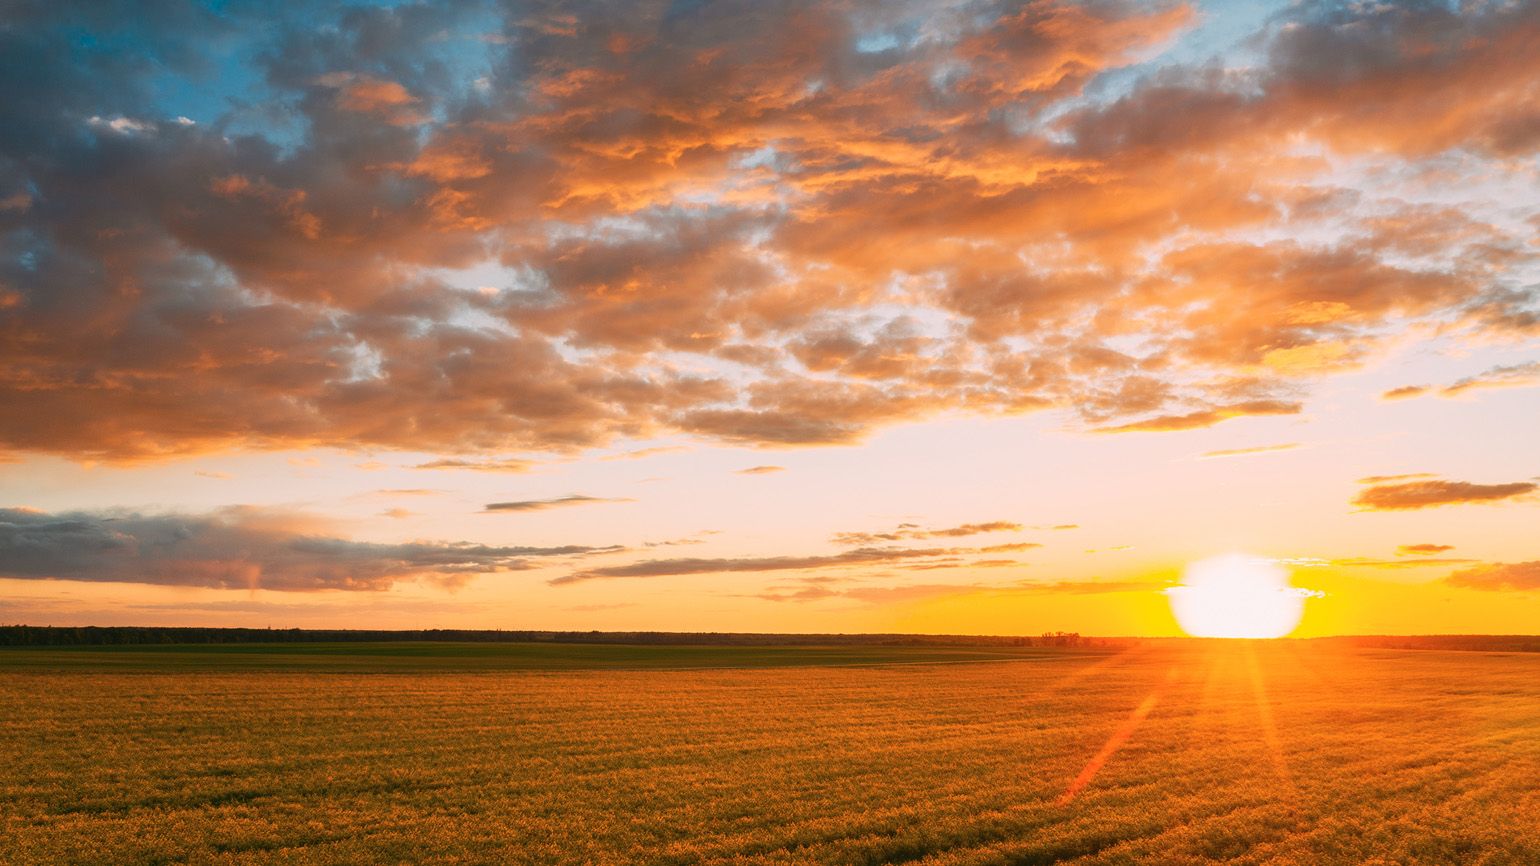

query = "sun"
[1167, 554, 1311, 639]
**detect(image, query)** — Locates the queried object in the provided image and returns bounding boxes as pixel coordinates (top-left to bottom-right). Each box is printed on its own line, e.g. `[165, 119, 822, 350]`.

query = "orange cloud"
[483, 495, 633, 513]
[1097, 401, 1302, 434]
[1387, 362, 1540, 401]
[1398, 544, 1454, 556]
[1446, 562, 1540, 592]
[3, 0, 1537, 463]
[832, 521, 1024, 545]
[1353, 479, 1537, 511]
[1200, 443, 1301, 459]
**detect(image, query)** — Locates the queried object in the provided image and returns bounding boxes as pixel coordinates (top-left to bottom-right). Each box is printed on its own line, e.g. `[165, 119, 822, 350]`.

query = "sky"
[0, 0, 1537, 636]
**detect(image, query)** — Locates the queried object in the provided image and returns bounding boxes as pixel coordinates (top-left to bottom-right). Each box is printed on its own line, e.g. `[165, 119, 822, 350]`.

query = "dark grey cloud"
[0, 506, 616, 591]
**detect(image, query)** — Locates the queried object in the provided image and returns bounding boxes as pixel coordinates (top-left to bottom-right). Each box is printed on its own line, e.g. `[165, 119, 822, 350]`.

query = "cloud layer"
[0, 1, 1535, 462]
[0, 507, 614, 591]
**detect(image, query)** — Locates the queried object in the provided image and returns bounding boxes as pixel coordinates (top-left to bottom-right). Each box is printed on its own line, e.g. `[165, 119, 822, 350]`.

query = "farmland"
[3, 641, 1538, 864]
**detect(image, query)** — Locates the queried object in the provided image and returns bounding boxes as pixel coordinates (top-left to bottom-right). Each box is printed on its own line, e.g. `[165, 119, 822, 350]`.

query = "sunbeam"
[1058, 691, 1161, 805]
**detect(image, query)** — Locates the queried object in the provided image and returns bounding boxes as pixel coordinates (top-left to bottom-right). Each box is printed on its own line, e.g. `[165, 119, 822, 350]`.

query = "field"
[3, 642, 1538, 865]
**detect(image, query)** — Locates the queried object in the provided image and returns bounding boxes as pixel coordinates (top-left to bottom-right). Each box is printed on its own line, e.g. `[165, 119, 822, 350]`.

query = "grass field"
[4, 641, 1538, 865]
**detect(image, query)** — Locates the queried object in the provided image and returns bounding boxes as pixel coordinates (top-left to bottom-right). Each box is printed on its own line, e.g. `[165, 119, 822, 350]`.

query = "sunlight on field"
[3, 643, 1539, 864]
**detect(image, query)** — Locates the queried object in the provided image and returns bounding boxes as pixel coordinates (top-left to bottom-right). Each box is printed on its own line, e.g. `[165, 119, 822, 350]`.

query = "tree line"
[0, 625, 1132, 648]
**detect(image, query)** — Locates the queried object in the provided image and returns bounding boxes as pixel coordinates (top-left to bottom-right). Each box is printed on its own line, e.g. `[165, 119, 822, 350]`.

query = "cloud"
[1357, 473, 1438, 485]
[600, 446, 689, 461]
[755, 577, 1156, 604]
[832, 520, 1023, 545]
[1446, 561, 1540, 592]
[1398, 543, 1453, 556]
[1, 0, 1536, 463]
[735, 465, 785, 475]
[1096, 401, 1302, 434]
[1353, 478, 1537, 511]
[1381, 385, 1428, 400]
[1384, 362, 1540, 401]
[1200, 443, 1300, 459]
[415, 458, 537, 473]
[979, 542, 1043, 554]
[0, 507, 616, 591]
[1329, 557, 1476, 569]
[1442, 362, 1540, 397]
[552, 529, 1048, 584]
[552, 546, 961, 585]
[483, 495, 633, 513]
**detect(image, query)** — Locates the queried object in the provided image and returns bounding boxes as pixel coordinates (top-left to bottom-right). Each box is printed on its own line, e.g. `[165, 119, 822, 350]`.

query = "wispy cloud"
[600, 446, 689, 462]
[1446, 561, 1540, 592]
[1383, 362, 1540, 401]
[415, 458, 536, 473]
[1097, 402, 1302, 434]
[832, 521, 1023, 545]
[1200, 443, 1300, 459]
[484, 495, 634, 513]
[552, 547, 961, 585]
[755, 578, 1158, 604]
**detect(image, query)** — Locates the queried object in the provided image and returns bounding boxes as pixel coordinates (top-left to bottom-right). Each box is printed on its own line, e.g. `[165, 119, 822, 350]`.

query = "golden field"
[3, 642, 1538, 865]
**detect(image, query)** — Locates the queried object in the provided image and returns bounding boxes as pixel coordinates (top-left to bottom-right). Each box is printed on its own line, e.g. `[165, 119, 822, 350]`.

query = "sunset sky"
[1, 0, 1537, 636]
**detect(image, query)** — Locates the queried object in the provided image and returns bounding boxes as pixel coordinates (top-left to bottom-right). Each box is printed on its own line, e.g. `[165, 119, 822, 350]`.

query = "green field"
[4, 641, 1538, 864]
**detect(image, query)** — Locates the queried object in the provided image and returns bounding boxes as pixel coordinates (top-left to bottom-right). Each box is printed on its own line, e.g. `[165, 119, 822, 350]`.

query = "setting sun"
[1167, 555, 1314, 639]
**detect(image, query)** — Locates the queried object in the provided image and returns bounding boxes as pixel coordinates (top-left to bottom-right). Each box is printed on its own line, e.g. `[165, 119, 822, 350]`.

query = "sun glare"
[1168, 554, 1310, 639]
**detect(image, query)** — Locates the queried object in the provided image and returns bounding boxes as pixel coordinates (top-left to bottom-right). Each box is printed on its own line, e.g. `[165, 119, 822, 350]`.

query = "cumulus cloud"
[1446, 561, 1540, 592]
[0, 0, 1536, 462]
[0, 507, 616, 591]
[1353, 478, 1537, 511]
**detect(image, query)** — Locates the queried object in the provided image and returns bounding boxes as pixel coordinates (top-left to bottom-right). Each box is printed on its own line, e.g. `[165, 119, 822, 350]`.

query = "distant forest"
[0, 626, 1122, 648]
[1, 626, 1538, 651]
